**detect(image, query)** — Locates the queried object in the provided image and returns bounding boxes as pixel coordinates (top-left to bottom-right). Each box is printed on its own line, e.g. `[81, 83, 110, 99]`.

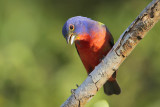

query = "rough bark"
[61, 0, 160, 106]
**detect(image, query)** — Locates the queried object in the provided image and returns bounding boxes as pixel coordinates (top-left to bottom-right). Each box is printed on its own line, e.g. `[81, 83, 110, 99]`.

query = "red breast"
[75, 27, 113, 74]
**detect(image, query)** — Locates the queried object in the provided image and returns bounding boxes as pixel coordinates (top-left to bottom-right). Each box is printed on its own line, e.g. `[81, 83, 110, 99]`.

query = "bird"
[62, 16, 121, 95]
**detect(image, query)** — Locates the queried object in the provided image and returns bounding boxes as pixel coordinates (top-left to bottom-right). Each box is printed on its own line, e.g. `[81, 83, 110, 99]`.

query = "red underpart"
[75, 28, 115, 81]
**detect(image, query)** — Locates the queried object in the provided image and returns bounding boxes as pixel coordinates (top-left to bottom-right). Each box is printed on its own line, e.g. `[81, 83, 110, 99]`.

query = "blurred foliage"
[0, 0, 160, 107]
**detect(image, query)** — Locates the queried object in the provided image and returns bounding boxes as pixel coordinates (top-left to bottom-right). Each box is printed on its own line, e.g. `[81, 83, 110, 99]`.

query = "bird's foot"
[99, 55, 106, 62]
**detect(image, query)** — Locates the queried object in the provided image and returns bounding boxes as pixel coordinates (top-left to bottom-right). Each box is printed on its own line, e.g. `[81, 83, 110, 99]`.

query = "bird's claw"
[99, 55, 105, 62]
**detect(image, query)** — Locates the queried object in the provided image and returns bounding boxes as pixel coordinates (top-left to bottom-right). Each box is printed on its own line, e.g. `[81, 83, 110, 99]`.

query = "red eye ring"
[69, 24, 74, 31]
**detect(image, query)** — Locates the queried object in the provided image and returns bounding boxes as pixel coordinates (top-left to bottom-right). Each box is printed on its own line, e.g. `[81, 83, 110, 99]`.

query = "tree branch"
[61, 0, 160, 106]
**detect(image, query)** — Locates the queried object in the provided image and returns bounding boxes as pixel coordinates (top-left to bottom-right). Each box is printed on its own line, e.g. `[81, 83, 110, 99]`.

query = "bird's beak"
[66, 34, 76, 45]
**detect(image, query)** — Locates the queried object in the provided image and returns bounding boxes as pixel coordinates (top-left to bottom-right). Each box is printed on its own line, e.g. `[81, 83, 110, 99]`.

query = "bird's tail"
[103, 79, 121, 95]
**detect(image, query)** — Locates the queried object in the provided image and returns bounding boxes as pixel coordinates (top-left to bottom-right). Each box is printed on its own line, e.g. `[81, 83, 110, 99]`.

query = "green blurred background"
[0, 0, 160, 107]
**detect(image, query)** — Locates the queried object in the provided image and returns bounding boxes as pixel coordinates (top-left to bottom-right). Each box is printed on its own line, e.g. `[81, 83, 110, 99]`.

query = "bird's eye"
[69, 24, 74, 31]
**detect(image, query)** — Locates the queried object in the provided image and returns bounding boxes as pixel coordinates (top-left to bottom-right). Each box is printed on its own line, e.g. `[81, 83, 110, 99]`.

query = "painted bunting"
[62, 16, 121, 95]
